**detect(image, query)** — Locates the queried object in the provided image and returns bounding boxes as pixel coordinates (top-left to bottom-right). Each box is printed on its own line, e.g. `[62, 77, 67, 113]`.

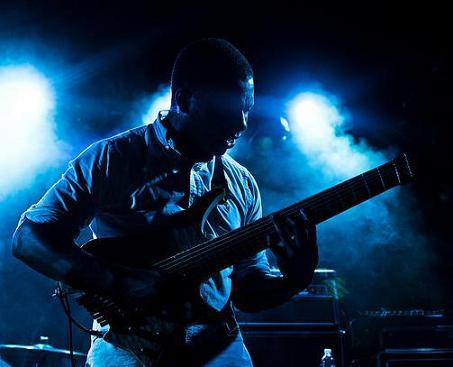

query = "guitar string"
[157, 167, 400, 273]
[158, 167, 397, 274]
[153, 170, 378, 269]
[160, 163, 393, 266]
[158, 167, 397, 273]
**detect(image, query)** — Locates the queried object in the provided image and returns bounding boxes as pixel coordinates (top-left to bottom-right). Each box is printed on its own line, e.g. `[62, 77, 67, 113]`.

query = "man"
[12, 38, 318, 366]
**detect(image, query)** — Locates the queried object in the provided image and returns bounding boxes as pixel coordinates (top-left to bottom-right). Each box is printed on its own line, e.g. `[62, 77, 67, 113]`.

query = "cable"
[54, 285, 104, 367]
[55, 285, 104, 337]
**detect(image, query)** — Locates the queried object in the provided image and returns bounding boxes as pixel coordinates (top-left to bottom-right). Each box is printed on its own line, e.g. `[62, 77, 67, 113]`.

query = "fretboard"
[154, 153, 414, 280]
[280, 158, 404, 225]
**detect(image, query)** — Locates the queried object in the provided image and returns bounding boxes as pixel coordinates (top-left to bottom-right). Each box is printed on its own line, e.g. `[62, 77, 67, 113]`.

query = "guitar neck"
[154, 153, 414, 279]
[278, 157, 407, 225]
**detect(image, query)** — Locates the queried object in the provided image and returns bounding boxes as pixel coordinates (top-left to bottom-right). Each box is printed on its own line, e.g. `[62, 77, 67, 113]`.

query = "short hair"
[171, 38, 253, 101]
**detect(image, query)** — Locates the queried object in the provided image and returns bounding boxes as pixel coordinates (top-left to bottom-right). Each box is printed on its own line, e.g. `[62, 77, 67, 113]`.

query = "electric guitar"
[63, 153, 414, 365]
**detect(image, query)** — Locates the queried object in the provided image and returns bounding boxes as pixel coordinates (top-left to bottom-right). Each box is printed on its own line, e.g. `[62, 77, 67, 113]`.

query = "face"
[174, 77, 254, 161]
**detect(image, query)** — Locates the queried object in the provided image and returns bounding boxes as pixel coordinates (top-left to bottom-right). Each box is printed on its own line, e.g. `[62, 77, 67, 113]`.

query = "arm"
[11, 141, 163, 304]
[12, 217, 128, 298]
[230, 173, 318, 313]
[230, 251, 314, 313]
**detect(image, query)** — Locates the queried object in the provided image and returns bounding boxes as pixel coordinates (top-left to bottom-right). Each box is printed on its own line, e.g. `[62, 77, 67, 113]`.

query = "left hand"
[270, 210, 318, 288]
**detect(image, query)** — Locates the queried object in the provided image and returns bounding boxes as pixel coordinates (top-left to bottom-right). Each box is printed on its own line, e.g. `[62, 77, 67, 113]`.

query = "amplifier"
[235, 269, 346, 367]
[377, 348, 453, 367]
[350, 310, 453, 367]
[240, 324, 345, 367]
[235, 268, 343, 324]
[236, 293, 341, 324]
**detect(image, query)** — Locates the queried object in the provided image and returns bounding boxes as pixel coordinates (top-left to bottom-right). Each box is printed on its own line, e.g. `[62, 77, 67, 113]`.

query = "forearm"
[12, 218, 118, 296]
[232, 268, 314, 313]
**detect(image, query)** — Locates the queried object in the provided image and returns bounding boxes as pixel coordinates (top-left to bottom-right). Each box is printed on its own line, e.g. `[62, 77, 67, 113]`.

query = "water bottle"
[319, 348, 336, 367]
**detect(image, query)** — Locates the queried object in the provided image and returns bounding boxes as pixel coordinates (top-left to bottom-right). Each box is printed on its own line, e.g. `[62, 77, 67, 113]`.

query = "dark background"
[0, 0, 451, 358]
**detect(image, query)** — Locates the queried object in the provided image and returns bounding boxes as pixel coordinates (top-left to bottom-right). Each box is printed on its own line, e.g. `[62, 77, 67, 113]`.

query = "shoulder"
[100, 125, 148, 157]
[73, 125, 149, 168]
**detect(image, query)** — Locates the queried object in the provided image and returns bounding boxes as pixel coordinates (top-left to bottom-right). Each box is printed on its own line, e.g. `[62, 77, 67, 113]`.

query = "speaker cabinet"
[235, 269, 346, 366]
[240, 323, 345, 367]
[377, 348, 453, 367]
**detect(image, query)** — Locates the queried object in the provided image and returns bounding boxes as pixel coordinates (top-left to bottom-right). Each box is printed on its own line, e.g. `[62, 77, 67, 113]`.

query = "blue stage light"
[0, 65, 60, 198]
[288, 92, 343, 146]
[287, 91, 375, 178]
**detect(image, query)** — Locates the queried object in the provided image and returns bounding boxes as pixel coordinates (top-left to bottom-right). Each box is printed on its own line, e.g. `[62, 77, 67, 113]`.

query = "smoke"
[232, 90, 439, 309]
[141, 85, 171, 125]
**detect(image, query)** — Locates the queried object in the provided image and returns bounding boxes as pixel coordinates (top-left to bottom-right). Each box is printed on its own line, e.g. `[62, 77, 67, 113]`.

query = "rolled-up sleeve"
[22, 140, 110, 238]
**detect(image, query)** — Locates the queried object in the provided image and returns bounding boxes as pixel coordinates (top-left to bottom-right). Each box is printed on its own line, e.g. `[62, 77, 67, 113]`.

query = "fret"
[321, 189, 338, 216]
[300, 190, 333, 223]
[303, 176, 361, 223]
[381, 162, 400, 188]
[352, 175, 370, 203]
[365, 170, 384, 196]
[377, 166, 386, 190]
[318, 189, 342, 220]
[362, 173, 371, 197]
[393, 161, 402, 184]
[334, 177, 360, 209]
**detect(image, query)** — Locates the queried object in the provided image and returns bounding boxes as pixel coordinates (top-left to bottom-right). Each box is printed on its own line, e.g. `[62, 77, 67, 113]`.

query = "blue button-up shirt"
[23, 114, 270, 314]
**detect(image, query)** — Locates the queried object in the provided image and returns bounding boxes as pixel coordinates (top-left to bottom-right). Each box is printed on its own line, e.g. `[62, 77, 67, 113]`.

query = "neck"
[162, 111, 214, 163]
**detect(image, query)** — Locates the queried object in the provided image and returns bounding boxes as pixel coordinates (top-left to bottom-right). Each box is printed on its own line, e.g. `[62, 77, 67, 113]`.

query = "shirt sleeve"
[21, 140, 111, 239]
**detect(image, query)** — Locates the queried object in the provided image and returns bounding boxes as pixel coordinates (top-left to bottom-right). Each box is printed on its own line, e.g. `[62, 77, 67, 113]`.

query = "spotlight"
[0, 65, 59, 198]
[0, 66, 53, 136]
[287, 92, 343, 145]
[286, 91, 371, 178]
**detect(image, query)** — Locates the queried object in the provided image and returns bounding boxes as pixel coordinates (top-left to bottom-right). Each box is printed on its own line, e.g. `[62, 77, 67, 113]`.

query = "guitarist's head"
[167, 38, 254, 162]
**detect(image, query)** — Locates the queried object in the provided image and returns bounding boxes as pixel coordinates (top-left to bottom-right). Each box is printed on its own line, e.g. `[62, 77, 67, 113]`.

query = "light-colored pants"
[85, 326, 253, 367]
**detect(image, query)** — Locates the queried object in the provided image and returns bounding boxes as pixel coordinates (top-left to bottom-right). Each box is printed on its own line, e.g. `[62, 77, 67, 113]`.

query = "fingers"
[270, 210, 316, 256]
[269, 214, 289, 257]
[293, 212, 318, 268]
[271, 214, 294, 246]
[286, 215, 307, 249]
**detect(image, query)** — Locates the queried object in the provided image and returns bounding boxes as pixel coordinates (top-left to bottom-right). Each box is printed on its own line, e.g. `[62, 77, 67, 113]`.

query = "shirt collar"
[152, 110, 181, 154]
[149, 110, 212, 172]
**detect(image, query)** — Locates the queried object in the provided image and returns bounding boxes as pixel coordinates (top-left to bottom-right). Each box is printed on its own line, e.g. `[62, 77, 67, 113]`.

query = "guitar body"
[82, 187, 225, 271]
[74, 188, 227, 365]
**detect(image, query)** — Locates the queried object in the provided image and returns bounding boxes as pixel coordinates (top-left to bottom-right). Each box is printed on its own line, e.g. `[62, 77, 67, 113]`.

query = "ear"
[175, 88, 193, 114]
